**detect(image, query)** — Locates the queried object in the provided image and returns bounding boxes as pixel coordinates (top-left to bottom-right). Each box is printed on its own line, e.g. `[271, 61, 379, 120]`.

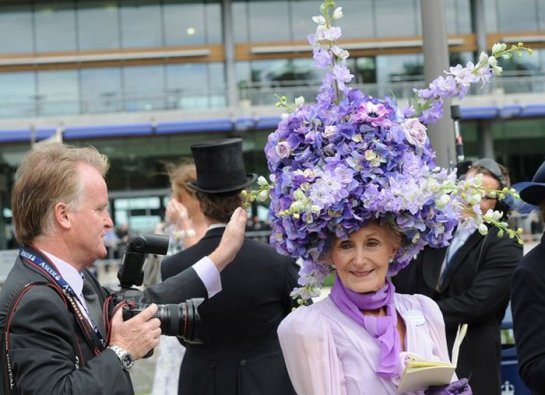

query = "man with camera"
[0, 142, 247, 394]
[161, 138, 299, 395]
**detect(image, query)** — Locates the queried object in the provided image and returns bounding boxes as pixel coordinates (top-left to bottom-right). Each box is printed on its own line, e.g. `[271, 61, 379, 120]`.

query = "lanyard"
[19, 246, 107, 351]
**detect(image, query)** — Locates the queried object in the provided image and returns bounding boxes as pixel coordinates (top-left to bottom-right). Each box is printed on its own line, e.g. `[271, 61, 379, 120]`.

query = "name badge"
[404, 309, 426, 326]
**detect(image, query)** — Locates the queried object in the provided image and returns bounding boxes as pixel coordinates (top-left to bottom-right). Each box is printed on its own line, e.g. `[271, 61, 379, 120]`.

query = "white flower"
[312, 15, 326, 25]
[276, 141, 292, 159]
[323, 125, 337, 138]
[257, 190, 269, 201]
[402, 118, 428, 147]
[491, 43, 506, 55]
[332, 7, 343, 19]
[478, 223, 489, 235]
[331, 46, 349, 59]
[257, 176, 268, 186]
[294, 96, 305, 107]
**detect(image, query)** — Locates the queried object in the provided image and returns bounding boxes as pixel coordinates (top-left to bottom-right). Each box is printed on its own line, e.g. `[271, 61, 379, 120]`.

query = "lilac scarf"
[330, 274, 401, 378]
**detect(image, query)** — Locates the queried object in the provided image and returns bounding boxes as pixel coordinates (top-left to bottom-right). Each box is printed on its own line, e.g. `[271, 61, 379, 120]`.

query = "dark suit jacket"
[511, 232, 545, 394]
[161, 227, 299, 395]
[393, 226, 522, 395]
[0, 254, 132, 394]
[0, 249, 208, 394]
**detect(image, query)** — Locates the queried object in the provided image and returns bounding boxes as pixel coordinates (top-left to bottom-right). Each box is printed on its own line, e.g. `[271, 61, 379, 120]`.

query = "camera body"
[112, 234, 203, 343]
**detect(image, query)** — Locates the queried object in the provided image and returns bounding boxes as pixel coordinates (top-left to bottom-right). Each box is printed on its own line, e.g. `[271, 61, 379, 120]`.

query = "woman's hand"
[424, 378, 472, 395]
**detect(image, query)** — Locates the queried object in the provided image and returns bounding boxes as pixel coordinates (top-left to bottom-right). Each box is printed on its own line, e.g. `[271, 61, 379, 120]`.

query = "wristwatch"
[108, 345, 134, 370]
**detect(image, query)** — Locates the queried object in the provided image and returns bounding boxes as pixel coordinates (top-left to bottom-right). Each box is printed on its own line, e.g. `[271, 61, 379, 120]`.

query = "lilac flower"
[263, 0, 531, 302]
[402, 118, 428, 147]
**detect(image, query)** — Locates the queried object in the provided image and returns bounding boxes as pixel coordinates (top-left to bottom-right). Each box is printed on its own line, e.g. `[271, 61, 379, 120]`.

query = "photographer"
[0, 142, 247, 394]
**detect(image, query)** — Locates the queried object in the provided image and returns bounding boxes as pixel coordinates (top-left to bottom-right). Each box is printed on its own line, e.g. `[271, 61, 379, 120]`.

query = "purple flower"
[275, 141, 292, 159]
[402, 118, 428, 147]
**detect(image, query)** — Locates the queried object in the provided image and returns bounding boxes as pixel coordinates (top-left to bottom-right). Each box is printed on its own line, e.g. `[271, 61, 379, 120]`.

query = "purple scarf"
[330, 274, 401, 378]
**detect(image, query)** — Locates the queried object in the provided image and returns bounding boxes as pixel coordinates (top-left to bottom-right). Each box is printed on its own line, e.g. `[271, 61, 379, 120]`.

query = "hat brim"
[515, 181, 545, 206]
[187, 173, 258, 194]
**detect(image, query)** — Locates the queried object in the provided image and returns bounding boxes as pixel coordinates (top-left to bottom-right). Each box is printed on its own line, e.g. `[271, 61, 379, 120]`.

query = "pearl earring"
[388, 257, 394, 264]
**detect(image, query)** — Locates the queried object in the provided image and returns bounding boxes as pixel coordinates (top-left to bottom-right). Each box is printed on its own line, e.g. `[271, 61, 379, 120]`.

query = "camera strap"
[3, 281, 84, 394]
[18, 247, 107, 353]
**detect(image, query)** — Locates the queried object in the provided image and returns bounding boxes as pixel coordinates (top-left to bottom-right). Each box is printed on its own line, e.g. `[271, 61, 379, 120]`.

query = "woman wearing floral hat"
[254, 1, 530, 394]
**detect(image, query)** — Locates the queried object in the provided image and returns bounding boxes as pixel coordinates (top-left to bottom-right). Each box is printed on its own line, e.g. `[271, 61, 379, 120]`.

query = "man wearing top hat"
[511, 160, 545, 394]
[161, 138, 299, 395]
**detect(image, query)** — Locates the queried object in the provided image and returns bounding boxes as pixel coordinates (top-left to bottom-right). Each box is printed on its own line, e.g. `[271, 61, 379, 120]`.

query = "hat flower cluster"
[255, 0, 531, 301]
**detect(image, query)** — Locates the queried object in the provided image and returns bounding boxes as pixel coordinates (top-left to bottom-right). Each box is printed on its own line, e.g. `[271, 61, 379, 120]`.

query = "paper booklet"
[397, 323, 468, 394]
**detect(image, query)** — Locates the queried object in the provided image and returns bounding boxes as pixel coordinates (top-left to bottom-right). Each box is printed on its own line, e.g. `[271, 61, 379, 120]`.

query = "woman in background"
[150, 161, 207, 395]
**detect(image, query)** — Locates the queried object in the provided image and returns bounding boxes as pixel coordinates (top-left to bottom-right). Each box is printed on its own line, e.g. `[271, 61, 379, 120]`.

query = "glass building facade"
[0, 0, 544, 243]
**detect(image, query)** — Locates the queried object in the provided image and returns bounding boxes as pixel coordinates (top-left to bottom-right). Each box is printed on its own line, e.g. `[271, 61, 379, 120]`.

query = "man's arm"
[145, 207, 247, 304]
[7, 287, 132, 394]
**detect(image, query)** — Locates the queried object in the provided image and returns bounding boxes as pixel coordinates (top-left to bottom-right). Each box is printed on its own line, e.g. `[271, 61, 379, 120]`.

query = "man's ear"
[54, 202, 72, 230]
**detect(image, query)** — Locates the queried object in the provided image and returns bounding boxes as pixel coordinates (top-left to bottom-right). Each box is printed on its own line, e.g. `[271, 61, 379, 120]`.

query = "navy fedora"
[517, 161, 545, 205]
[187, 138, 257, 194]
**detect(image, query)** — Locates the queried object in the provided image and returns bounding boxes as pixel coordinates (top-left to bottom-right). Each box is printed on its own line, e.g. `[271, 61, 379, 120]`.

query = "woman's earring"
[388, 257, 394, 264]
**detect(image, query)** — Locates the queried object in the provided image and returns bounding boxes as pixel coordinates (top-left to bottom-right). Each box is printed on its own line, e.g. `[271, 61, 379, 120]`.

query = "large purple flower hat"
[253, 0, 531, 301]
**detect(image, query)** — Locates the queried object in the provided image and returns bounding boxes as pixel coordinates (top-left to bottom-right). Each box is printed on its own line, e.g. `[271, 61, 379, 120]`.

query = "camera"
[111, 234, 203, 344]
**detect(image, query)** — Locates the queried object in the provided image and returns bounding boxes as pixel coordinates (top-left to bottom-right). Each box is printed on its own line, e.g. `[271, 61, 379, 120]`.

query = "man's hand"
[209, 207, 248, 271]
[109, 303, 161, 360]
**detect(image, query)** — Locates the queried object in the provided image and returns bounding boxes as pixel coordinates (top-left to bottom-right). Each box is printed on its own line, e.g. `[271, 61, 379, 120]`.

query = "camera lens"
[154, 298, 203, 342]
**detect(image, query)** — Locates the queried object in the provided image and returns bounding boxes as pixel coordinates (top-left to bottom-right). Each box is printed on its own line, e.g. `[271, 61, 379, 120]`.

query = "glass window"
[354, 57, 377, 84]
[375, 54, 423, 98]
[248, 1, 290, 42]
[206, 1, 222, 44]
[120, 0, 163, 48]
[289, 0, 318, 41]
[77, 1, 120, 50]
[0, 4, 33, 53]
[163, 1, 222, 46]
[35, 2, 77, 52]
[497, 0, 538, 32]
[483, 0, 498, 32]
[80, 68, 123, 114]
[0, 72, 35, 118]
[208, 62, 227, 108]
[445, 0, 471, 34]
[376, 54, 423, 83]
[337, 0, 374, 39]
[251, 58, 321, 85]
[36, 70, 80, 116]
[375, 0, 420, 37]
[123, 65, 165, 112]
[540, 0, 545, 31]
[232, 1, 249, 43]
[166, 63, 225, 109]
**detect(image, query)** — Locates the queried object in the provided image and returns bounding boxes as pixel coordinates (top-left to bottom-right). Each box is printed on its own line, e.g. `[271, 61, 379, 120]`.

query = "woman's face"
[331, 222, 399, 293]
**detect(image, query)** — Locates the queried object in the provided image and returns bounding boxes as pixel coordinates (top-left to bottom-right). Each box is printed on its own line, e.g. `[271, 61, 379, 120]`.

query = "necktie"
[82, 279, 106, 336]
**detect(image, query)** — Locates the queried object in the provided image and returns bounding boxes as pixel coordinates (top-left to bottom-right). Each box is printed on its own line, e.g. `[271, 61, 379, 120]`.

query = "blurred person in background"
[148, 161, 208, 395]
[394, 158, 523, 394]
[511, 160, 545, 393]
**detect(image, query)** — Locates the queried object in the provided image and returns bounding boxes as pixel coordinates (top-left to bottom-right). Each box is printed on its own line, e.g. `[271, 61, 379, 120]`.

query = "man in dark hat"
[394, 158, 523, 394]
[161, 138, 299, 395]
[511, 160, 545, 393]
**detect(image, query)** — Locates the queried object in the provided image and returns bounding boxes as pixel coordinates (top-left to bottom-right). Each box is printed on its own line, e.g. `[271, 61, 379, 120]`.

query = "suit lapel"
[439, 230, 481, 291]
[421, 246, 447, 291]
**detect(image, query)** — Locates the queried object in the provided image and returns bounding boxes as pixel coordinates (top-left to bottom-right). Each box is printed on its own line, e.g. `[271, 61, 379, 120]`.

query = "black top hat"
[517, 161, 545, 205]
[187, 138, 257, 194]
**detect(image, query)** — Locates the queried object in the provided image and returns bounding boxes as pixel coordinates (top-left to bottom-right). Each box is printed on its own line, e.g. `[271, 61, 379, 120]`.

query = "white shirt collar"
[42, 250, 84, 298]
[207, 223, 227, 231]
